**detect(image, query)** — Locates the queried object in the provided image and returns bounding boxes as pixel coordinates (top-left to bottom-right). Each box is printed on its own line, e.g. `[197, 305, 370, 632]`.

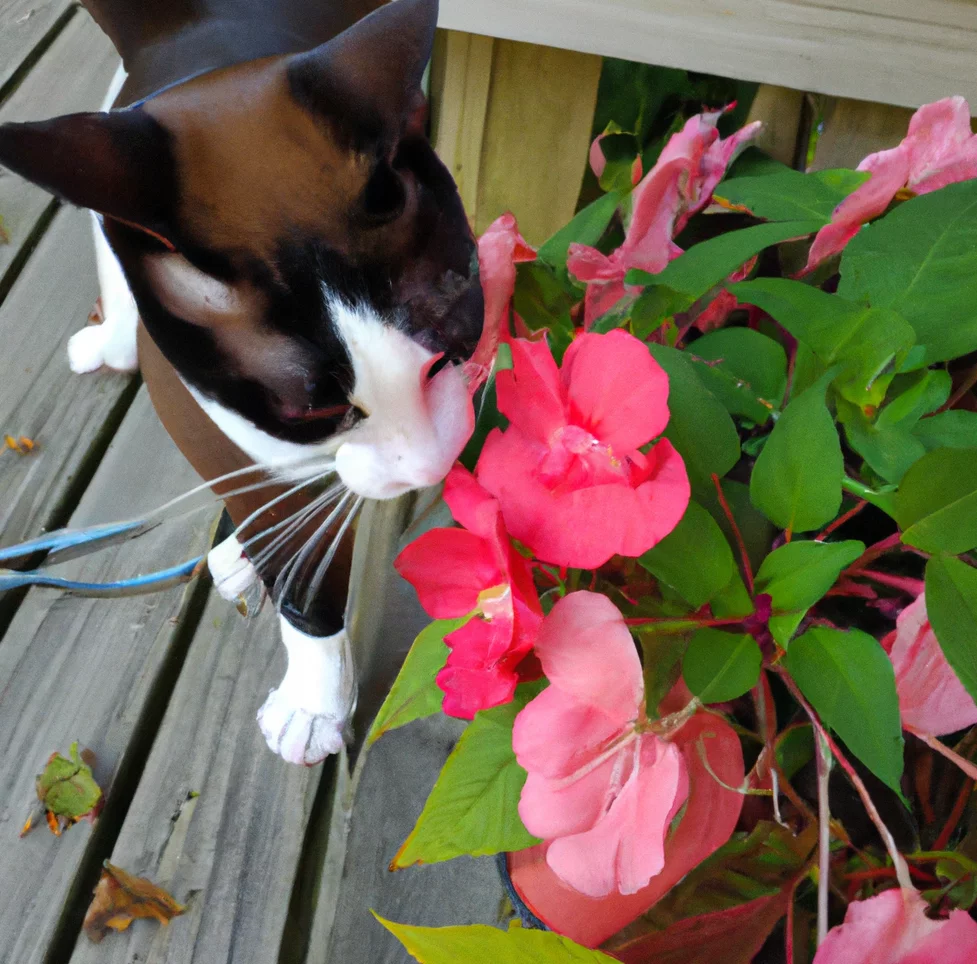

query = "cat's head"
[0, 0, 483, 499]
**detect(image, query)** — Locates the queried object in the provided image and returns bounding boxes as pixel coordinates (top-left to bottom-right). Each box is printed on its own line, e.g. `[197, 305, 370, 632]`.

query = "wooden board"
[0, 389, 212, 964]
[438, 0, 977, 115]
[67, 594, 325, 964]
[0, 206, 135, 551]
[0, 10, 119, 282]
[809, 97, 915, 171]
[431, 33, 602, 244]
[0, 0, 73, 97]
[745, 85, 806, 169]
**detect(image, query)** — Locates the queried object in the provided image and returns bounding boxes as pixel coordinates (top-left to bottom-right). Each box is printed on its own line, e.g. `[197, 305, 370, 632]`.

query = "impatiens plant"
[369, 94, 977, 962]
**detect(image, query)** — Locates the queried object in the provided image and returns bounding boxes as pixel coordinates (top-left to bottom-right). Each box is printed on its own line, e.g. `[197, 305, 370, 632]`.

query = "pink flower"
[814, 888, 977, 964]
[567, 107, 761, 327]
[882, 593, 977, 737]
[475, 330, 690, 569]
[804, 97, 977, 272]
[512, 592, 691, 898]
[394, 465, 542, 719]
[463, 214, 536, 393]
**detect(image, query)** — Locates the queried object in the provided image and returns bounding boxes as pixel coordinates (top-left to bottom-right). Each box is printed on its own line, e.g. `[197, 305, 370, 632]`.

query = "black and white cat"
[0, 0, 484, 765]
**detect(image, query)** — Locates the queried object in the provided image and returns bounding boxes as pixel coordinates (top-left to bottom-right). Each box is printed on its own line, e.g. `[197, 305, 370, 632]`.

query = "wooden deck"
[0, 8, 508, 962]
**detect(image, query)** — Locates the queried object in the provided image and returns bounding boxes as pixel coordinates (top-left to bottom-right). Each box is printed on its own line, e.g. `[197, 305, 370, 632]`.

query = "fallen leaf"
[21, 742, 103, 837]
[83, 862, 186, 943]
[4, 435, 36, 454]
[0, 215, 9, 244]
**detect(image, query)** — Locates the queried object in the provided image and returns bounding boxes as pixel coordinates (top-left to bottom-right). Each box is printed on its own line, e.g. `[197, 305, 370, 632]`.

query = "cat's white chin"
[258, 618, 355, 766]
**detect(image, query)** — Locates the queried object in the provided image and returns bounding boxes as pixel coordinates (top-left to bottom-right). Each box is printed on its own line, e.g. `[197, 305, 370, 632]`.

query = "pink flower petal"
[589, 132, 608, 179]
[464, 214, 535, 393]
[442, 464, 502, 540]
[888, 594, 977, 736]
[495, 336, 567, 443]
[393, 528, 501, 618]
[561, 330, 671, 452]
[545, 736, 689, 897]
[907, 96, 977, 192]
[814, 888, 977, 964]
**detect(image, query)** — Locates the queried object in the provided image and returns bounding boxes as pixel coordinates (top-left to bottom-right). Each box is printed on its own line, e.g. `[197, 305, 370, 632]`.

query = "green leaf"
[755, 539, 864, 613]
[512, 261, 576, 356]
[627, 220, 822, 295]
[775, 725, 815, 780]
[35, 741, 102, 823]
[894, 447, 977, 554]
[839, 180, 977, 366]
[914, 411, 977, 451]
[596, 131, 641, 192]
[730, 278, 915, 407]
[683, 629, 762, 703]
[785, 627, 905, 793]
[839, 404, 925, 484]
[925, 555, 977, 707]
[376, 916, 620, 963]
[648, 345, 741, 496]
[460, 373, 508, 470]
[750, 376, 844, 533]
[393, 693, 540, 867]
[639, 631, 690, 716]
[702, 478, 776, 576]
[689, 328, 787, 425]
[537, 190, 622, 281]
[715, 168, 869, 224]
[878, 370, 952, 429]
[367, 617, 470, 744]
[639, 500, 734, 607]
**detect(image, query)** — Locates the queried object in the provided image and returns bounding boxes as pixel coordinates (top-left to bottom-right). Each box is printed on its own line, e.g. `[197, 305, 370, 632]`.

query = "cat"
[0, 0, 484, 765]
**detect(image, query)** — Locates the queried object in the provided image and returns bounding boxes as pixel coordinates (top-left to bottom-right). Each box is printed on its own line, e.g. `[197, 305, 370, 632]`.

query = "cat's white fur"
[77, 65, 469, 765]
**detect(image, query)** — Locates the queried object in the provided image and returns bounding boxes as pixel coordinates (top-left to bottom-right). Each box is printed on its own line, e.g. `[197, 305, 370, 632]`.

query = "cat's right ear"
[0, 110, 176, 245]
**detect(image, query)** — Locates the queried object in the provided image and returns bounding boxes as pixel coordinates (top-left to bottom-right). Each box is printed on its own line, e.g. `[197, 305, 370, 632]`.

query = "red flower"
[513, 592, 691, 897]
[568, 107, 761, 327]
[394, 465, 542, 719]
[475, 331, 690, 569]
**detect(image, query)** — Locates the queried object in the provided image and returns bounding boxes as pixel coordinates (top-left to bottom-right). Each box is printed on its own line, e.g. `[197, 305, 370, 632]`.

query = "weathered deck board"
[438, 0, 977, 113]
[0, 0, 74, 97]
[0, 389, 212, 964]
[0, 206, 135, 551]
[67, 592, 324, 964]
[0, 10, 119, 282]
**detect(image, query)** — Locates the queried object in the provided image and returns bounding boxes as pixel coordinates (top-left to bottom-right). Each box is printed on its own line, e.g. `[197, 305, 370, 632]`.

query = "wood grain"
[0, 0, 73, 96]
[746, 85, 806, 168]
[810, 97, 915, 171]
[438, 0, 977, 114]
[0, 389, 212, 964]
[0, 207, 134, 551]
[0, 11, 120, 282]
[67, 594, 324, 964]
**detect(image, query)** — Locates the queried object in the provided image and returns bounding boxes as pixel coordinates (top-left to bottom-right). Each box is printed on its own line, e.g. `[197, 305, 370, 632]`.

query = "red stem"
[933, 777, 975, 851]
[843, 866, 938, 885]
[847, 533, 903, 573]
[711, 473, 755, 593]
[939, 361, 977, 412]
[816, 501, 867, 542]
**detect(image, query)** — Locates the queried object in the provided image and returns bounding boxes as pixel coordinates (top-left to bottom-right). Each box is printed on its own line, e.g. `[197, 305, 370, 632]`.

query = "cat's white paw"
[208, 533, 263, 611]
[67, 318, 139, 373]
[258, 619, 356, 766]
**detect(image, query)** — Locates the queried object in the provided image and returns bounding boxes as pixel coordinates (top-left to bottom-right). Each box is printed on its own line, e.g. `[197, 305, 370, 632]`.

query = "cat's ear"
[288, 0, 438, 142]
[0, 110, 175, 244]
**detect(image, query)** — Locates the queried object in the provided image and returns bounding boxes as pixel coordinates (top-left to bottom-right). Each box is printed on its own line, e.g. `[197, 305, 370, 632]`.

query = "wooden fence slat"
[0, 0, 73, 96]
[0, 389, 211, 964]
[67, 596, 323, 964]
[745, 85, 806, 168]
[0, 11, 119, 282]
[0, 207, 134, 550]
[809, 97, 915, 171]
[432, 33, 602, 244]
[437, 0, 977, 116]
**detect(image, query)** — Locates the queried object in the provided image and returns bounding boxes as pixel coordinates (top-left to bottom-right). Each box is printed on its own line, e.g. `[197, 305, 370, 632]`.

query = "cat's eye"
[361, 160, 406, 224]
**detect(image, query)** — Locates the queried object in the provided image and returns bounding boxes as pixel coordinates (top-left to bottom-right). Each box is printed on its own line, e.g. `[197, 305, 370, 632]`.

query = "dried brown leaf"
[83, 862, 185, 943]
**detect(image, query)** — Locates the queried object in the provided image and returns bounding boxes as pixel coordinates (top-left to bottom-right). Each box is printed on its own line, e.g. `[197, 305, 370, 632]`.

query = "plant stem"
[816, 730, 831, 946]
[909, 728, 977, 783]
[933, 777, 975, 851]
[778, 668, 913, 892]
[711, 473, 754, 593]
[940, 361, 977, 412]
[815, 501, 867, 542]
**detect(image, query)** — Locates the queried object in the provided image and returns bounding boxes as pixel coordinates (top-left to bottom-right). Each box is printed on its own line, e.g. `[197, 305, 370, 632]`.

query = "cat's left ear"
[287, 0, 438, 143]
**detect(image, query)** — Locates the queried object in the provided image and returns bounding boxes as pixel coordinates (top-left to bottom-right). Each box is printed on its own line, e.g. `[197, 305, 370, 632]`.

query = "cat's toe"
[257, 689, 344, 766]
[208, 534, 263, 613]
[67, 322, 139, 373]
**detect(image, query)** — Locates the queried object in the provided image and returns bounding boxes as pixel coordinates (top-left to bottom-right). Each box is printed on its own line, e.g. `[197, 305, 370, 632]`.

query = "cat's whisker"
[274, 490, 354, 609]
[230, 470, 336, 544]
[297, 494, 364, 612]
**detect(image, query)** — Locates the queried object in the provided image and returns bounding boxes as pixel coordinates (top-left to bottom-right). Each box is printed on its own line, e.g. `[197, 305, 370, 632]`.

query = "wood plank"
[809, 97, 915, 171]
[0, 206, 134, 550]
[0, 10, 120, 281]
[0, 0, 73, 96]
[745, 85, 805, 168]
[0, 389, 212, 964]
[438, 0, 977, 115]
[67, 595, 324, 964]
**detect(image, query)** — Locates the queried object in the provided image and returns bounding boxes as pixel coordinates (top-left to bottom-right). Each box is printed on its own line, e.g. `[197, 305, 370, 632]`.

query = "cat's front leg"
[68, 212, 140, 373]
[257, 616, 356, 766]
